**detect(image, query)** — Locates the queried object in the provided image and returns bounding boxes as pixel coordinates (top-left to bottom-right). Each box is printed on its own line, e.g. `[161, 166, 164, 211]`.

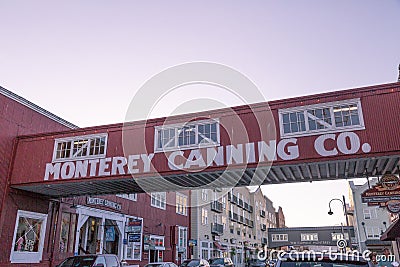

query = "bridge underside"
[11, 155, 400, 197]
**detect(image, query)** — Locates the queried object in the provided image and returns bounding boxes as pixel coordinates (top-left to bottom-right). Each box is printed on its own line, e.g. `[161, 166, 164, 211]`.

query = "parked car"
[180, 259, 210, 267]
[145, 262, 179, 267]
[274, 252, 370, 267]
[248, 259, 266, 267]
[56, 254, 121, 267]
[209, 258, 234, 267]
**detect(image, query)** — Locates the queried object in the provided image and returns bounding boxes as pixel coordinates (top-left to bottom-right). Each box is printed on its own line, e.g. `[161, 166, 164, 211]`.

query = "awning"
[214, 241, 227, 251]
[365, 240, 392, 246]
[381, 219, 400, 241]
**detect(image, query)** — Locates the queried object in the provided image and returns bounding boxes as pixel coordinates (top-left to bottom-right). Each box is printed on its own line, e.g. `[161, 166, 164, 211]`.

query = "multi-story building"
[264, 196, 277, 229]
[250, 187, 269, 249]
[191, 187, 282, 267]
[349, 179, 392, 253]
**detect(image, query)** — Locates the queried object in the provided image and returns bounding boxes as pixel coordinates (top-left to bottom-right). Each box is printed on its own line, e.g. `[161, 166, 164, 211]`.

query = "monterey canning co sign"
[43, 131, 370, 181]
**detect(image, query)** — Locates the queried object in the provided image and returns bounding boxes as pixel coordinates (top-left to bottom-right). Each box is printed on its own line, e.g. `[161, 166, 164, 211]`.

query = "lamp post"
[328, 195, 351, 250]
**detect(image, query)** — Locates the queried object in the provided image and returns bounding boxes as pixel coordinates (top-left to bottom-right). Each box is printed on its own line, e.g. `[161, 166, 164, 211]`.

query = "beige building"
[191, 187, 280, 266]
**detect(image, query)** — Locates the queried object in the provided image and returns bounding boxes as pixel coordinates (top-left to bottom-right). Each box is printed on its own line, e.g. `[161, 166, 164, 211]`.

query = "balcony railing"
[211, 201, 223, 213]
[261, 224, 267, 231]
[243, 202, 253, 213]
[211, 223, 224, 236]
[260, 210, 266, 218]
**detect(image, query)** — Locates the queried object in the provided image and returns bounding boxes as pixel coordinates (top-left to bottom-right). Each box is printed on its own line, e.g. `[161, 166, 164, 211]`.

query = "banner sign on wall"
[87, 196, 122, 211]
[126, 219, 142, 233]
[128, 233, 141, 242]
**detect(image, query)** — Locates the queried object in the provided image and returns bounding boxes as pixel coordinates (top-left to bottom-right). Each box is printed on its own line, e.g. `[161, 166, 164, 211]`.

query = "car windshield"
[280, 260, 369, 267]
[181, 260, 200, 266]
[59, 256, 96, 267]
[210, 259, 224, 265]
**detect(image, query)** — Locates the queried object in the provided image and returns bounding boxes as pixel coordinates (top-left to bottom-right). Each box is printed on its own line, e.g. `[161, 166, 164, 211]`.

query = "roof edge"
[0, 86, 78, 129]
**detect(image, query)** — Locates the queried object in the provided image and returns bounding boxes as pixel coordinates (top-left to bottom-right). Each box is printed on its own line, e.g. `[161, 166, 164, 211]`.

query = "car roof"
[68, 254, 117, 257]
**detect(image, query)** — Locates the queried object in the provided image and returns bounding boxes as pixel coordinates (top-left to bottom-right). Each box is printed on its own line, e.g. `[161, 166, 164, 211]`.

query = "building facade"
[0, 87, 190, 266]
[0, 87, 76, 266]
[349, 179, 393, 253]
[190, 187, 281, 267]
[268, 226, 355, 252]
[2, 81, 400, 266]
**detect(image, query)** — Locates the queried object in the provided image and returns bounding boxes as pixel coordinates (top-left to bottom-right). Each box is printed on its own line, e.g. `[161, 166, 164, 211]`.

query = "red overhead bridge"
[10, 82, 400, 197]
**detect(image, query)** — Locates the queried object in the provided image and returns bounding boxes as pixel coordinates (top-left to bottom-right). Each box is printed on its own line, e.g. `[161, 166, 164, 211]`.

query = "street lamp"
[328, 195, 351, 250]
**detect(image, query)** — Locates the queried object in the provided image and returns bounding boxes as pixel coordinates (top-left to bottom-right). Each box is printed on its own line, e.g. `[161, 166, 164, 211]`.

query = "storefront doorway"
[79, 217, 102, 254]
[103, 219, 120, 254]
[74, 206, 125, 257]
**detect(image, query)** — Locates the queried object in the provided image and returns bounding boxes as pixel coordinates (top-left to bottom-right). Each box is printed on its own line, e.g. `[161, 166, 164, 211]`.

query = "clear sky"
[1, 0, 399, 227]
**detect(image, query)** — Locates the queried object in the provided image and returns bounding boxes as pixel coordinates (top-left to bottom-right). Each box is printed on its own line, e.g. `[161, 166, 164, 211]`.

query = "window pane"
[14, 216, 44, 252]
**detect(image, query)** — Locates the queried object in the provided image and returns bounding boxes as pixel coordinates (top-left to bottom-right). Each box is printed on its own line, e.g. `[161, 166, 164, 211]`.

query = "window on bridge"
[53, 133, 107, 162]
[154, 119, 220, 152]
[279, 99, 364, 137]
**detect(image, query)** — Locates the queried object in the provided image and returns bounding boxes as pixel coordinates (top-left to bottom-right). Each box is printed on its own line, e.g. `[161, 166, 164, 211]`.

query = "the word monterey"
[44, 131, 370, 181]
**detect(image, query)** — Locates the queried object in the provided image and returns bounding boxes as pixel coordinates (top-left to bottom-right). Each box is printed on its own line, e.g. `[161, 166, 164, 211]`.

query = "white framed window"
[363, 208, 377, 219]
[126, 217, 143, 260]
[150, 235, 165, 262]
[178, 226, 187, 248]
[271, 234, 288, 242]
[154, 119, 220, 152]
[201, 189, 208, 201]
[365, 226, 381, 239]
[10, 210, 48, 263]
[301, 233, 318, 241]
[279, 99, 364, 137]
[202, 208, 208, 225]
[176, 193, 188, 216]
[151, 192, 166, 210]
[117, 193, 137, 201]
[52, 133, 108, 162]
